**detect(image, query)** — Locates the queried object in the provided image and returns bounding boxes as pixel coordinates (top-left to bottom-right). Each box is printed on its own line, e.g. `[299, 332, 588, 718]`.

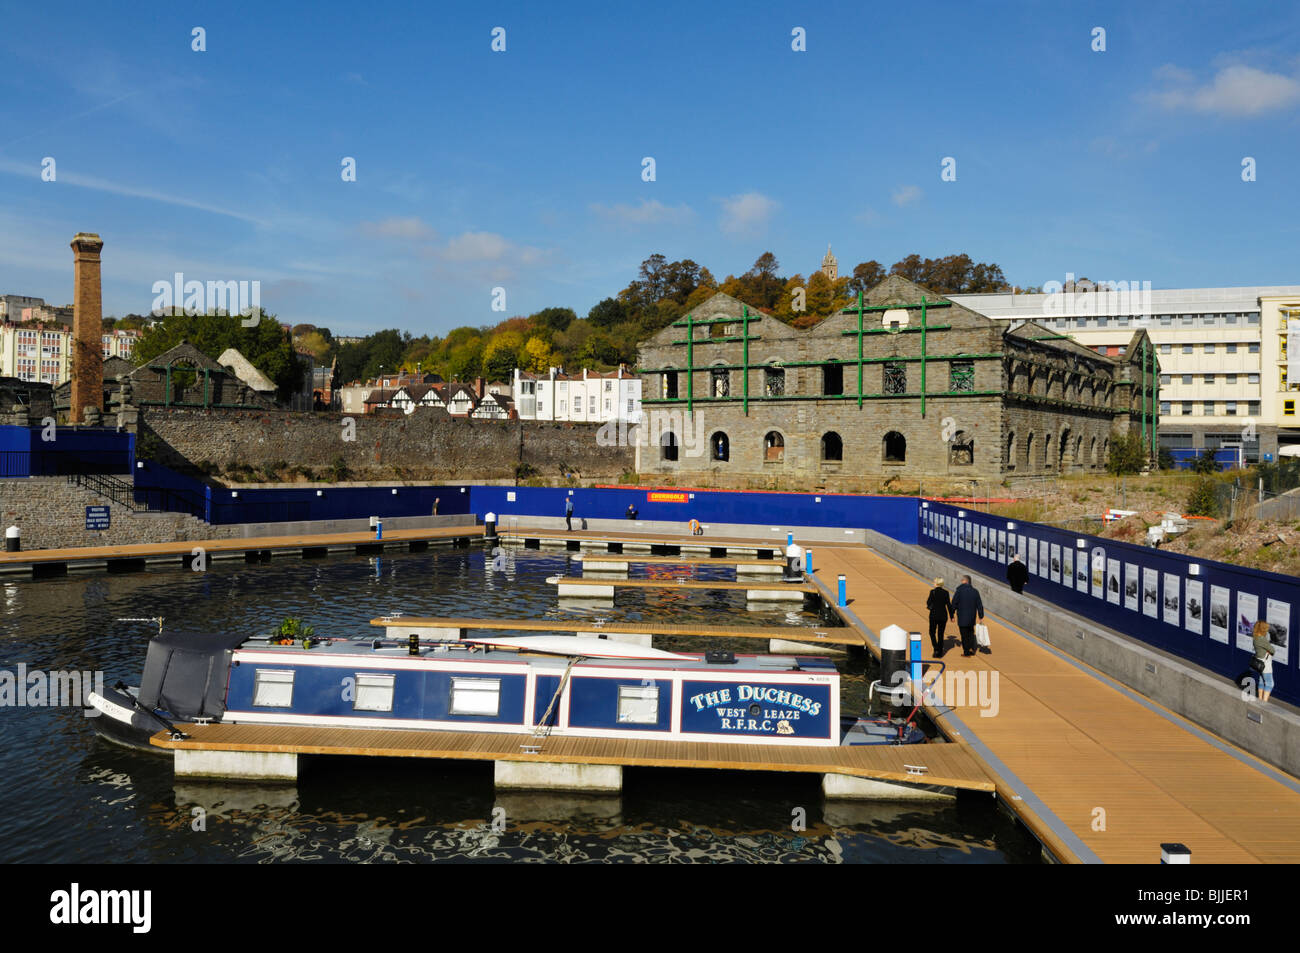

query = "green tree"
[530, 306, 576, 333]
[587, 297, 627, 329]
[1190, 447, 1219, 475]
[1185, 477, 1220, 517]
[133, 309, 304, 398]
[482, 331, 523, 381]
[1106, 429, 1148, 475]
[847, 260, 885, 299]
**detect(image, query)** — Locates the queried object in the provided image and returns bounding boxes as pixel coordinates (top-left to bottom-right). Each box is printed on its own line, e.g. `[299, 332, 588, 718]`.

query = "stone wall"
[0, 477, 237, 551]
[139, 408, 633, 481]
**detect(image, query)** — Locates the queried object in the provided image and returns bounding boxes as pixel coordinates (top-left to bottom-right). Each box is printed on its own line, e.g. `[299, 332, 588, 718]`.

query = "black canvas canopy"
[137, 630, 245, 719]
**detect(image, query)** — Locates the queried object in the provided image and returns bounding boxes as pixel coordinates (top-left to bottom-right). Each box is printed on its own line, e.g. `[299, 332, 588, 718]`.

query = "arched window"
[821, 432, 843, 462]
[710, 367, 729, 398]
[764, 431, 784, 462]
[1059, 428, 1072, 468]
[1025, 433, 1035, 470]
[883, 431, 906, 463]
[1006, 431, 1016, 470]
[711, 431, 729, 462]
[661, 431, 679, 462]
[1044, 432, 1054, 469]
[764, 366, 785, 397]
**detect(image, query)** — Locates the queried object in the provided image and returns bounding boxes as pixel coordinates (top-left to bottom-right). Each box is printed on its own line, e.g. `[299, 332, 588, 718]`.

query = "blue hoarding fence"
[0, 425, 133, 476]
[467, 485, 920, 544]
[918, 500, 1296, 706]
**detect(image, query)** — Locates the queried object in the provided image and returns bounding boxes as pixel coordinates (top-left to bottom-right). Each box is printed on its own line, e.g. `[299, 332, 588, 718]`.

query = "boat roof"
[234, 637, 838, 674]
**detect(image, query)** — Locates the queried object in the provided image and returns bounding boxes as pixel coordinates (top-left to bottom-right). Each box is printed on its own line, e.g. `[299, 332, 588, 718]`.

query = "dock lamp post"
[485, 511, 498, 542]
[783, 542, 804, 582]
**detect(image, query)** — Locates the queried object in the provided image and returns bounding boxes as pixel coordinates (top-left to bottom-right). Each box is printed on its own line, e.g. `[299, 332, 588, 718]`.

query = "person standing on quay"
[565, 495, 574, 531]
[926, 577, 954, 657]
[1253, 619, 1275, 702]
[1006, 553, 1028, 593]
[952, 575, 985, 657]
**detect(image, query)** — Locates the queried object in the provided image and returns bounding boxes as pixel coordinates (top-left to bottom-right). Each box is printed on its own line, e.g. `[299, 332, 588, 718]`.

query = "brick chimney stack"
[475, 377, 485, 398]
[69, 232, 105, 424]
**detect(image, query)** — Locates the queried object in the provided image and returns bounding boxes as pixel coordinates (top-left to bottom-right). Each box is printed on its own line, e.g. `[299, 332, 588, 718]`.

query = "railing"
[0, 451, 29, 478]
[68, 472, 138, 510]
[133, 484, 208, 521]
[3, 450, 131, 477]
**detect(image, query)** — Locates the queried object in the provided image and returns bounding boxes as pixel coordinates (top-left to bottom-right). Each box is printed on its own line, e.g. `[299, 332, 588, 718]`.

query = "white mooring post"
[1160, 843, 1191, 864]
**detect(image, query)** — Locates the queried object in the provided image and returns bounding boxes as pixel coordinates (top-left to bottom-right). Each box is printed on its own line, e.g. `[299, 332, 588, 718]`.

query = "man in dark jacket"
[1006, 554, 1028, 593]
[951, 575, 985, 656]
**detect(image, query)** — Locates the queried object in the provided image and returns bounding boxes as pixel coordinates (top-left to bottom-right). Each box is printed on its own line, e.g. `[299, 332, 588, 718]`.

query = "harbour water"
[0, 548, 1042, 863]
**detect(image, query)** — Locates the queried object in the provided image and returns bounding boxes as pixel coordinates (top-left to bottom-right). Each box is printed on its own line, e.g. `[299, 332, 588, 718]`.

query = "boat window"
[252, 669, 294, 708]
[450, 677, 501, 716]
[353, 672, 395, 712]
[617, 684, 659, 724]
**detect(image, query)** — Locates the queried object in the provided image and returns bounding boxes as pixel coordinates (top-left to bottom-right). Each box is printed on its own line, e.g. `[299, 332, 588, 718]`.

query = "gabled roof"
[135, 340, 227, 375]
[217, 347, 277, 391]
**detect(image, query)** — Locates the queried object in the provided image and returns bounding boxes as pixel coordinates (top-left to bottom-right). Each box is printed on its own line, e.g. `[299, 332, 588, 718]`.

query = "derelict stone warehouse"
[635, 276, 1158, 482]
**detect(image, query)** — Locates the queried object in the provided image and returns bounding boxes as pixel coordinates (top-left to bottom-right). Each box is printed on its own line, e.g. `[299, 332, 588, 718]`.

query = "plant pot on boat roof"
[268, 615, 315, 647]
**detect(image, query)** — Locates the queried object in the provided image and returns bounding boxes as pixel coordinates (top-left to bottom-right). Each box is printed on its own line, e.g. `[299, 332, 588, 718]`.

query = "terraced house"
[635, 276, 1158, 485]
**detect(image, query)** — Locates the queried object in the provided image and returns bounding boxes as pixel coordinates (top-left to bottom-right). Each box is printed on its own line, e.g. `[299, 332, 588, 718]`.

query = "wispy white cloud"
[0, 157, 267, 226]
[1145, 64, 1300, 116]
[718, 192, 777, 235]
[359, 217, 436, 240]
[589, 198, 694, 226]
[892, 185, 922, 207]
[441, 231, 511, 262]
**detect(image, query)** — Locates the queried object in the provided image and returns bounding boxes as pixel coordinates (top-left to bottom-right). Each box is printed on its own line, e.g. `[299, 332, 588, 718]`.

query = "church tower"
[821, 244, 838, 281]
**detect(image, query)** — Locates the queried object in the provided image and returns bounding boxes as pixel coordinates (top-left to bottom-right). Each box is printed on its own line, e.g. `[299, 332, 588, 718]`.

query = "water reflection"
[2, 547, 1040, 863]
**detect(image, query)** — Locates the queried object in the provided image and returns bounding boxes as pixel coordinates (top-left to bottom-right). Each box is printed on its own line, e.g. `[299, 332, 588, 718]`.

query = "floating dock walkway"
[368, 615, 866, 649]
[811, 545, 1300, 864]
[0, 526, 484, 575]
[149, 721, 994, 795]
[545, 574, 818, 602]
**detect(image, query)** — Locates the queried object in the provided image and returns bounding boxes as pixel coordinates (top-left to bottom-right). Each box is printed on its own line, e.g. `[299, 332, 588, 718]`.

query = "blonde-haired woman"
[1252, 619, 1275, 702]
[926, 577, 954, 658]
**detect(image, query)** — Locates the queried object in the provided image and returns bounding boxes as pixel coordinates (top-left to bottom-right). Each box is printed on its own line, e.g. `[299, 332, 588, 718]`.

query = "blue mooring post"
[376, 518, 383, 540]
[837, 574, 846, 607]
[786, 531, 793, 547]
[805, 548, 813, 574]
[909, 631, 923, 683]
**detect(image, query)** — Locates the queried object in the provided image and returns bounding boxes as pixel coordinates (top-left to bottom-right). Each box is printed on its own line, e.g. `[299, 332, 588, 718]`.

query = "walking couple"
[926, 575, 986, 657]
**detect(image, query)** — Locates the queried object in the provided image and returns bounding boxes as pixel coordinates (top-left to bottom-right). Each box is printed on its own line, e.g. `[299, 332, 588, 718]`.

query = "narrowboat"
[88, 626, 924, 754]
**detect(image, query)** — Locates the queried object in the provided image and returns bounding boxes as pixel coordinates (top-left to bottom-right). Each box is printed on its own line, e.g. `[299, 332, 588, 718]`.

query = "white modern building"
[951, 284, 1300, 461]
[513, 365, 642, 424]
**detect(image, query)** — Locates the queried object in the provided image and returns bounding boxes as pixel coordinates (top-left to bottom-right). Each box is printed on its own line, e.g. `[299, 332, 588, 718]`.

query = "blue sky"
[2, 1, 1299, 335]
